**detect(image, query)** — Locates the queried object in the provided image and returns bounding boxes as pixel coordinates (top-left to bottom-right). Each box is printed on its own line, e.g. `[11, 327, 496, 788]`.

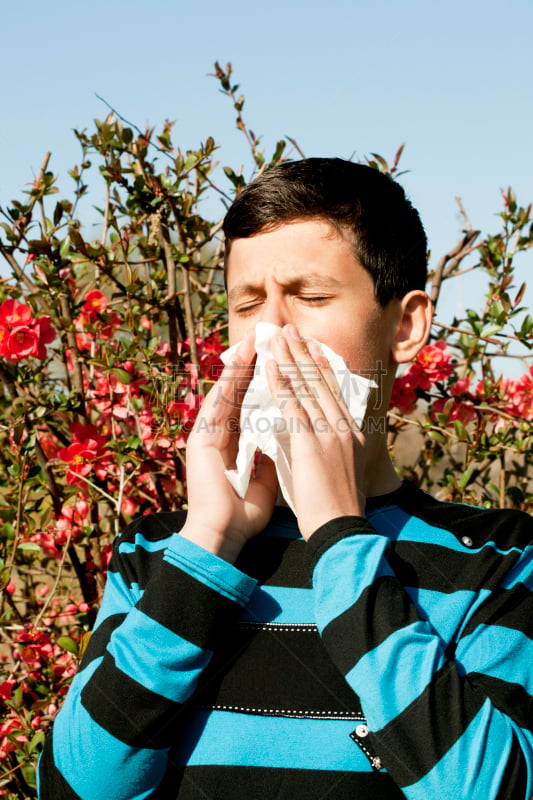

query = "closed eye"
[232, 300, 264, 316]
[298, 295, 332, 304]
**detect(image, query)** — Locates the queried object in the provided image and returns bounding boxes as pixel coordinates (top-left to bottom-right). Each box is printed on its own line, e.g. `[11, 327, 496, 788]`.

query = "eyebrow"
[227, 272, 343, 302]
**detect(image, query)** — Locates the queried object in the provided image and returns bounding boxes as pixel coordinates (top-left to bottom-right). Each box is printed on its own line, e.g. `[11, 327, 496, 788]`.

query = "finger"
[265, 356, 313, 433]
[274, 327, 356, 433]
[249, 453, 278, 501]
[202, 329, 256, 417]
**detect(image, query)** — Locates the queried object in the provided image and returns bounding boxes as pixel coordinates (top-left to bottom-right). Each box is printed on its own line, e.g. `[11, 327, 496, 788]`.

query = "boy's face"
[226, 219, 400, 380]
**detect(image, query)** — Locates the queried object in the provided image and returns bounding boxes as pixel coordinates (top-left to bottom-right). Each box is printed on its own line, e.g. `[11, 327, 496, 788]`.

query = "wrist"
[179, 521, 245, 564]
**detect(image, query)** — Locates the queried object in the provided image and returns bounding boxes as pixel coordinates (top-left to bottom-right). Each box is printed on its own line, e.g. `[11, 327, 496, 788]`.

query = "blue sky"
[2, 0, 532, 333]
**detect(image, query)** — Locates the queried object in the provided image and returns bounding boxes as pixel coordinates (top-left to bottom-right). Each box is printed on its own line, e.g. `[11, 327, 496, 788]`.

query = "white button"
[461, 536, 474, 547]
[372, 756, 382, 770]
[355, 724, 369, 738]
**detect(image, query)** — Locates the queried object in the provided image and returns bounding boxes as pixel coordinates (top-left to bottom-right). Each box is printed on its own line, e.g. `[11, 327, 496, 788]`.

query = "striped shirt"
[38, 481, 533, 799]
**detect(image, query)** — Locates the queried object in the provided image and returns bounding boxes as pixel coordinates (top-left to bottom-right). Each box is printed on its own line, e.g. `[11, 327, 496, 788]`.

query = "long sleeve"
[37, 515, 257, 800]
[307, 504, 533, 800]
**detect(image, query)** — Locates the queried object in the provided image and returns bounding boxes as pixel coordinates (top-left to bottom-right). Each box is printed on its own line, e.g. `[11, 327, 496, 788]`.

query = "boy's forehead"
[225, 219, 358, 287]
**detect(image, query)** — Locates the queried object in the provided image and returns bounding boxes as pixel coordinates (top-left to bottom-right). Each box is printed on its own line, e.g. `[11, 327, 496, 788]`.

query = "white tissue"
[220, 322, 377, 513]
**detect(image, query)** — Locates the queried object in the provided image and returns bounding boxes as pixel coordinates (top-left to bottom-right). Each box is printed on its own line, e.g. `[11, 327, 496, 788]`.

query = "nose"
[259, 296, 289, 329]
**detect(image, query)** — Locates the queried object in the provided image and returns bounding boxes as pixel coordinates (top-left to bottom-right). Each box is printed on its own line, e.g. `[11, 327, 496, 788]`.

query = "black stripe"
[388, 539, 521, 593]
[109, 545, 166, 594]
[389, 481, 533, 551]
[461, 583, 533, 638]
[38, 733, 84, 800]
[371, 662, 484, 787]
[120, 510, 187, 543]
[196, 622, 364, 717]
[494, 734, 529, 800]
[78, 613, 125, 667]
[467, 673, 533, 731]
[137, 559, 243, 650]
[81, 654, 187, 748]
[108, 511, 187, 592]
[321, 576, 421, 675]
[236, 536, 311, 588]
[167, 765, 404, 800]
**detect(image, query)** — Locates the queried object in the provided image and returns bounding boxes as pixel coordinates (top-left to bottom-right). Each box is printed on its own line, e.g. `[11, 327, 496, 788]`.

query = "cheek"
[228, 317, 252, 347]
[322, 321, 390, 373]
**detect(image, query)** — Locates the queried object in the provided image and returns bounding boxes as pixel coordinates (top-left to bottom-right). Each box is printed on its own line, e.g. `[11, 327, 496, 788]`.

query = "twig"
[58, 293, 87, 418]
[285, 136, 307, 159]
[34, 529, 73, 628]
[430, 229, 480, 308]
[432, 320, 532, 347]
[94, 94, 230, 201]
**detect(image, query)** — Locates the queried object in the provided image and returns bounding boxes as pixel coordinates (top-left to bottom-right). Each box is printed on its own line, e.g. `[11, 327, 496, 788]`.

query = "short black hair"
[223, 158, 428, 306]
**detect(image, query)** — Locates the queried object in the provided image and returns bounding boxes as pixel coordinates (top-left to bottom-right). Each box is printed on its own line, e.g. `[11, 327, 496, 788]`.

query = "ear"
[391, 290, 433, 364]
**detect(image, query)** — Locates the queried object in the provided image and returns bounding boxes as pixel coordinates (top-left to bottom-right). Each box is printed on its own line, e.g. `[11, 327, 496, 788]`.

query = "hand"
[180, 329, 278, 563]
[266, 325, 366, 540]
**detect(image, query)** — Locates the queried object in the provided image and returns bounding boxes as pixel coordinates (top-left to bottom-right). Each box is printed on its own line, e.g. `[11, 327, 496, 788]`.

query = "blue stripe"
[243, 585, 314, 624]
[312, 533, 393, 632]
[345, 621, 447, 730]
[403, 700, 526, 799]
[455, 624, 533, 694]
[369, 506, 525, 556]
[173, 710, 374, 771]
[164, 534, 257, 605]
[94, 571, 141, 625]
[118, 533, 169, 555]
[405, 586, 491, 643]
[108, 607, 211, 702]
[499, 546, 533, 590]
[54, 663, 168, 800]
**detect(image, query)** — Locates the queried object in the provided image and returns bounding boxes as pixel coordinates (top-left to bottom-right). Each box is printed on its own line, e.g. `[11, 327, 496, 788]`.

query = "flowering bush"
[0, 63, 531, 797]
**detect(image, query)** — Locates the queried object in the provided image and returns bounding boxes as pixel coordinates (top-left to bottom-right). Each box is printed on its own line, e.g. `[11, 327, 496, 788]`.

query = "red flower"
[0, 681, 15, 702]
[4, 326, 39, 359]
[399, 341, 454, 393]
[0, 299, 55, 362]
[70, 422, 108, 450]
[57, 442, 98, 481]
[491, 367, 533, 420]
[57, 424, 109, 486]
[389, 378, 418, 415]
[167, 390, 201, 446]
[82, 290, 108, 320]
[389, 342, 456, 416]
[0, 321, 8, 350]
[75, 290, 120, 344]
[0, 299, 33, 326]
[33, 316, 56, 358]
[431, 396, 477, 425]
[416, 341, 454, 385]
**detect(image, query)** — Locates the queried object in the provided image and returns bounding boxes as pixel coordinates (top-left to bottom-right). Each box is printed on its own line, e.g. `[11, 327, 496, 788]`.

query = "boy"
[39, 159, 533, 799]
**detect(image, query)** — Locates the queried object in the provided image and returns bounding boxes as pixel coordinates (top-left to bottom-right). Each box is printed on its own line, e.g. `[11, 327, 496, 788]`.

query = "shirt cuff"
[164, 533, 258, 606]
[306, 516, 378, 573]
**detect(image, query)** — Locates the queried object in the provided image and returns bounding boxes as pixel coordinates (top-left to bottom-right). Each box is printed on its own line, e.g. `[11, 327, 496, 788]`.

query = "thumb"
[251, 453, 278, 502]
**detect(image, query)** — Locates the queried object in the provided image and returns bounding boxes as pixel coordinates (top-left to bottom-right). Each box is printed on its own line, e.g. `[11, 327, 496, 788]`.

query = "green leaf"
[28, 729, 46, 754]
[59, 235, 72, 258]
[57, 636, 79, 656]
[480, 323, 502, 338]
[2, 522, 15, 539]
[17, 542, 41, 552]
[458, 469, 473, 491]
